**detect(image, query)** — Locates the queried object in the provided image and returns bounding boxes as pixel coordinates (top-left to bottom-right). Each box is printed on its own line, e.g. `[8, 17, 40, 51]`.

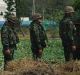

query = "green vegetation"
[0, 38, 64, 67]
[4, 0, 80, 22]
[73, 0, 80, 22]
[13, 38, 64, 62]
[15, 39, 64, 62]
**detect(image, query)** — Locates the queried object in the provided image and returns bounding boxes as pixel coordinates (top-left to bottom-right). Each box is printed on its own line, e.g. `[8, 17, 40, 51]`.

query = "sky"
[0, 0, 7, 12]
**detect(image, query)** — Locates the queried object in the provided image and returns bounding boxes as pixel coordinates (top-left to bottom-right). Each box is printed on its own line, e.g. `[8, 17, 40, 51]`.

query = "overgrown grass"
[0, 38, 64, 68]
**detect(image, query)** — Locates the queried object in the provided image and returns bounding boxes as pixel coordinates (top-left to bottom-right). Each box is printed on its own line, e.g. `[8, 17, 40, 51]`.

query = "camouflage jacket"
[74, 19, 80, 45]
[59, 16, 76, 44]
[1, 22, 19, 49]
[29, 21, 48, 49]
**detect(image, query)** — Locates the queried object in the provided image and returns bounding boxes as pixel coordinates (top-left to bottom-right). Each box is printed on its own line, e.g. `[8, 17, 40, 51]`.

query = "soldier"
[29, 13, 48, 61]
[1, 15, 19, 70]
[74, 17, 80, 60]
[59, 6, 76, 61]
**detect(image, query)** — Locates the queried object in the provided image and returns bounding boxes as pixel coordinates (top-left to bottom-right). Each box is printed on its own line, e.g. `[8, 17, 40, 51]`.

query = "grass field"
[16, 38, 64, 62]
[0, 38, 64, 67]
[1, 38, 80, 75]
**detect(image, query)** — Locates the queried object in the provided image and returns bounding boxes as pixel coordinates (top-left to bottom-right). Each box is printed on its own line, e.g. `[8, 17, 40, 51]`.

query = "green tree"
[16, 0, 32, 18]
[3, 0, 15, 18]
[74, 0, 80, 11]
[15, 0, 75, 21]
[73, 0, 80, 22]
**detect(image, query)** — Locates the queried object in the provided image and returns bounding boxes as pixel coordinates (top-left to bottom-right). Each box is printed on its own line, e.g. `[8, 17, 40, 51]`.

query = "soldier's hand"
[72, 45, 76, 51]
[39, 49, 42, 54]
[46, 45, 48, 48]
[22, 32, 25, 37]
[5, 49, 11, 55]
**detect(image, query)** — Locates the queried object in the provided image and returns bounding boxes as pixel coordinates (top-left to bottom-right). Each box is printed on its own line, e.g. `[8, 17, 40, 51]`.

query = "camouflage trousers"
[74, 36, 80, 60]
[74, 45, 80, 60]
[62, 40, 76, 61]
[3, 48, 14, 70]
[32, 48, 43, 61]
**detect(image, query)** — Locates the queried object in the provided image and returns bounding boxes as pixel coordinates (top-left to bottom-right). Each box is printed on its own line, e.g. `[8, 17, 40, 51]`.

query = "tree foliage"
[3, 0, 15, 18]
[73, 0, 80, 22]
[74, 0, 80, 11]
[16, 0, 32, 18]
[4, 0, 75, 21]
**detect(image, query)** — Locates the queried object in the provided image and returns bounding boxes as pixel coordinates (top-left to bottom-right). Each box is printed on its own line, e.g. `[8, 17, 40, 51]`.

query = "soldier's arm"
[40, 24, 48, 42]
[13, 28, 19, 43]
[59, 23, 62, 37]
[68, 20, 76, 45]
[42, 27, 48, 43]
[33, 25, 42, 48]
[1, 26, 9, 49]
[44, 32, 48, 43]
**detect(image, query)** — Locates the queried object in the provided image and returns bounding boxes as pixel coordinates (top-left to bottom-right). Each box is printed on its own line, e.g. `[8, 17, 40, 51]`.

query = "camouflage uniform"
[59, 6, 76, 61]
[74, 18, 80, 60]
[1, 16, 19, 70]
[30, 13, 48, 60]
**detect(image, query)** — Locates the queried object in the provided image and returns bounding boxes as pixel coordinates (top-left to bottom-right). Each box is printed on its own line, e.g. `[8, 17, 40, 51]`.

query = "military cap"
[32, 13, 42, 20]
[64, 6, 75, 13]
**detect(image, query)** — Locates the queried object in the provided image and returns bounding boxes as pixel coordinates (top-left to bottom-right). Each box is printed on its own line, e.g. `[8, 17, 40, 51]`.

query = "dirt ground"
[0, 59, 80, 75]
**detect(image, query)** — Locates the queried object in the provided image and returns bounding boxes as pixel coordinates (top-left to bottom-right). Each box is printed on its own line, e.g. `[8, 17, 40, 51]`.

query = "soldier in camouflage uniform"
[74, 17, 80, 60]
[1, 15, 19, 70]
[59, 6, 76, 61]
[29, 13, 48, 61]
